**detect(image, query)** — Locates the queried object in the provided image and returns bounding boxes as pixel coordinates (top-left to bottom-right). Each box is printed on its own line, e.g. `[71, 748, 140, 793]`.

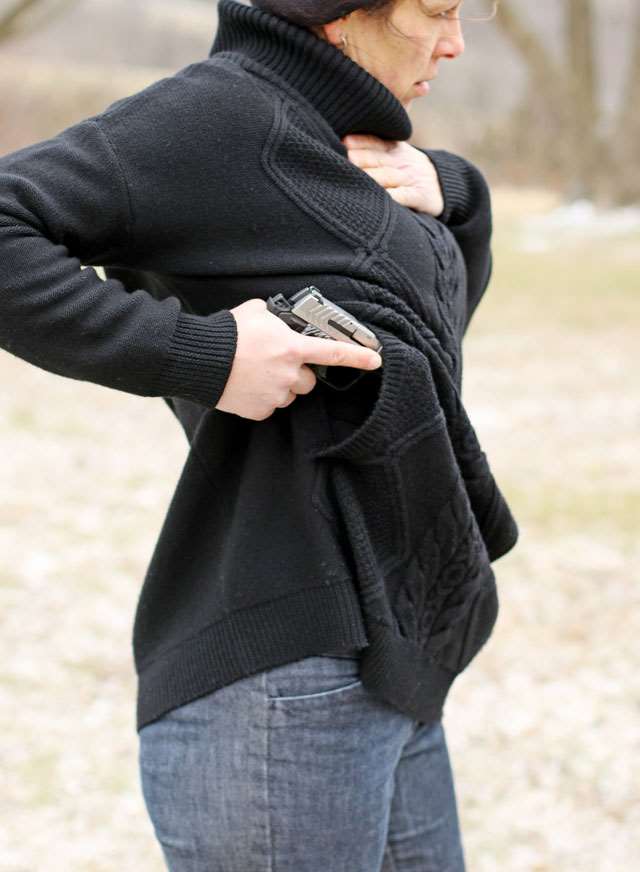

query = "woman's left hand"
[341, 134, 444, 218]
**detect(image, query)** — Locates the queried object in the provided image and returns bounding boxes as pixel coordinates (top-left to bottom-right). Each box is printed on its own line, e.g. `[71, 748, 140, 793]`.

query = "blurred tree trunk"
[1, 0, 40, 39]
[493, 0, 637, 205]
[0, 0, 76, 43]
[493, 4, 575, 197]
[622, 5, 640, 113]
[565, 0, 601, 200]
[493, 1, 562, 91]
[611, 5, 640, 204]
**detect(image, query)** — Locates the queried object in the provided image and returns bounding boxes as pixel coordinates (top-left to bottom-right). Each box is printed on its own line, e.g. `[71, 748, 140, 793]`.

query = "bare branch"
[0, 0, 42, 39]
[0, 0, 77, 44]
[493, 2, 564, 90]
[620, 3, 640, 123]
[564, 0, 603, 199]
[609, 1, 640, 203]
[566, 0, 598, 126]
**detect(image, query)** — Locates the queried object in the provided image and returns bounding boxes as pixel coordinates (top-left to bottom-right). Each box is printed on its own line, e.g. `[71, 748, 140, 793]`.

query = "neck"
[210, 0, 413, 142]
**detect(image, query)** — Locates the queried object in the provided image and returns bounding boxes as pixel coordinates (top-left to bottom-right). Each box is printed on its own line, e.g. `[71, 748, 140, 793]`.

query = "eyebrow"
[423, 0, 462, 12]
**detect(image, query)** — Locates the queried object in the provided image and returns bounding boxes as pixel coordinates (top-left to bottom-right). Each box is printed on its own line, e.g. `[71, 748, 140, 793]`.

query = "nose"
[437, 21, 465, 60]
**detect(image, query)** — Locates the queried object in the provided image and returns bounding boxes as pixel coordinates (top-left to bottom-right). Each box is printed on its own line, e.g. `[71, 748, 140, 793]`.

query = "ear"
[318, 15, 351, 49]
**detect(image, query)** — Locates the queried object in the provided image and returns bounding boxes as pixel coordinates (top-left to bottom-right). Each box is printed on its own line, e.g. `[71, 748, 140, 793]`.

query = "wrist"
[417, 149, 445, 218]
[421, 149, 474, 225]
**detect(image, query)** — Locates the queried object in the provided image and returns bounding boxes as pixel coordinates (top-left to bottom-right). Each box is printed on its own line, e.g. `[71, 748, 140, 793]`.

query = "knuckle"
[327, 344, 344, 365]
[290, 347, 305, 367]
[283, 340, 303, 364]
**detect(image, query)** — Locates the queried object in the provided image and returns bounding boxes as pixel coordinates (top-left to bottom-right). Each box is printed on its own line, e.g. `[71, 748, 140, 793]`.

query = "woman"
[0, 1, 515, 870]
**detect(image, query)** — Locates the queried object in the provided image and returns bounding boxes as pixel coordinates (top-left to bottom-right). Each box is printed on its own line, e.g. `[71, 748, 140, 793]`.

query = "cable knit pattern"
[264, 102, 393, 247]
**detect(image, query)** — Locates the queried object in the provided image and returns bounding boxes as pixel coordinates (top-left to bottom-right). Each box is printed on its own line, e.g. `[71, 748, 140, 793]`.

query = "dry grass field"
[1, 188, 638, 871]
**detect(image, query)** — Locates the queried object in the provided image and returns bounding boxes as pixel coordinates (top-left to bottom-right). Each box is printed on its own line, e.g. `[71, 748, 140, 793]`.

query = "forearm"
[0, 119, 237, 407]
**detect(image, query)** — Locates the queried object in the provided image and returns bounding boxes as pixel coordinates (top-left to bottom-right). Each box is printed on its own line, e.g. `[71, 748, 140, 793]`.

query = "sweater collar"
[209, 0, 412, 141]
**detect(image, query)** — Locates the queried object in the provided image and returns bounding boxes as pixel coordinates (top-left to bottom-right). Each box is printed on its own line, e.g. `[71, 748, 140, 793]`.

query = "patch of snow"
[518, 199, 640, 251]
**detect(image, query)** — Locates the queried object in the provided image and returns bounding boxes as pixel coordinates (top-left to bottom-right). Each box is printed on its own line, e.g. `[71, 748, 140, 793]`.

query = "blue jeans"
[138, 654, 467, 871]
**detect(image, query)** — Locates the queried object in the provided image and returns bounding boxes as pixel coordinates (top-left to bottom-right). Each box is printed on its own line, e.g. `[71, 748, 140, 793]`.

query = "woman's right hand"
[215, 298, 382, 421]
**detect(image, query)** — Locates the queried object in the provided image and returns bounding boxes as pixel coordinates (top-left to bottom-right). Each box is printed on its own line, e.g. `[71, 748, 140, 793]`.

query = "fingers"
[296, 334, 382, 370]
[290, 363, 317, 395]
[342, 134, 395, 152]
[276, 389, 298, 409]
[356, 164, 407, 188]
[342, 135, 404, 176]
[343, 151, 423, 210]
[349, 163, 416, 207]
[276, 365, 315, 408]
[345, 148, 395, 171]
[379, 185, 414, 208]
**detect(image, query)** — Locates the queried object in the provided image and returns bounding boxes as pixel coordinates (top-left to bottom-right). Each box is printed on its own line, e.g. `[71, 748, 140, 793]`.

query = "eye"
[430, 2, 463, 19]
[425, 1, 498, 23]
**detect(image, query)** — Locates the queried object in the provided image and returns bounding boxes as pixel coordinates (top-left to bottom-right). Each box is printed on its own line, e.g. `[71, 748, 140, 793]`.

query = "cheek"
[401, 43, 431, 81]
[389, 46, 422, 83]
[374, 34, 436, 95]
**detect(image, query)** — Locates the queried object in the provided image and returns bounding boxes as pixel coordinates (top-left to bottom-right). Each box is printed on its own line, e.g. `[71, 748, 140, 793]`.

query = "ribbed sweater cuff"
[422, 149, 474, 226]
[155, 309, 238, 408]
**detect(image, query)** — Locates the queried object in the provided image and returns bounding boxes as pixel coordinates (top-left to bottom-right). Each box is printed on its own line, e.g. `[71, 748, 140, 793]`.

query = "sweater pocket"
[313, 349, 455, 574]
[312, 344, 499, 671]
[312, 449, 405, 573]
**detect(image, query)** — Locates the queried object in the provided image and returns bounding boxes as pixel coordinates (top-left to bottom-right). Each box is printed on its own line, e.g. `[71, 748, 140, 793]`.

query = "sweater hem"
[135, 577, 369, 732]
[358, 621, 459, 725]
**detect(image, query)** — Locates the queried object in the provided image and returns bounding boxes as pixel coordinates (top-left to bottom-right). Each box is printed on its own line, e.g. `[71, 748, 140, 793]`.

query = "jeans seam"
[383, 843, 399, 872]
[264, 669, 274, 872]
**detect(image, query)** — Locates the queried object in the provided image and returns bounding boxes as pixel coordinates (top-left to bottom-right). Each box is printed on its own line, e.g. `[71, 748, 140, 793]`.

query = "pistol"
[266, 285, 382, 391]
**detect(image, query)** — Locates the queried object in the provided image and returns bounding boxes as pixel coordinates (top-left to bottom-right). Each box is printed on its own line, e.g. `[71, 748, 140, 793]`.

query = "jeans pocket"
[265, 655, 363, 702]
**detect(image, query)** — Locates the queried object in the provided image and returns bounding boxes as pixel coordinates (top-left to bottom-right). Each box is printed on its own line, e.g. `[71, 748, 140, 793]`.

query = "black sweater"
[0, 0, 518, 731]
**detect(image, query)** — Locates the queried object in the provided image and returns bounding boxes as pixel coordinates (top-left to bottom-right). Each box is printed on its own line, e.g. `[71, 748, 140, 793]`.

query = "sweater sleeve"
[0, 118, 237, 407]
[416, 148, 493, 332]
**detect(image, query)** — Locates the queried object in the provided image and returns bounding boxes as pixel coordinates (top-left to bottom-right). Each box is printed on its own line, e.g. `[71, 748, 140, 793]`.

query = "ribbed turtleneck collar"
[210, 0, 412, 141]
